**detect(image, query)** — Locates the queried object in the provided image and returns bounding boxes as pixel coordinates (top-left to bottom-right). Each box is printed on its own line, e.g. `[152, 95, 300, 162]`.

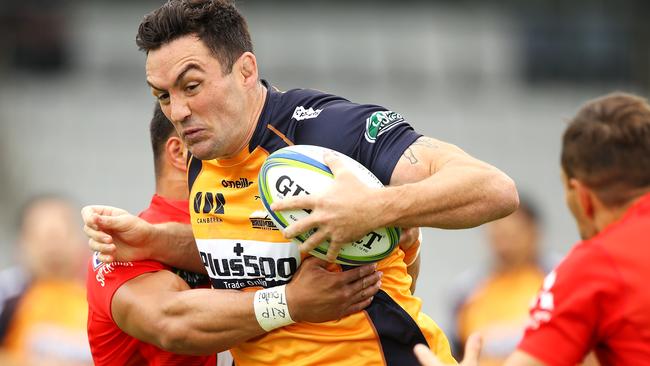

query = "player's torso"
[189, 152, 454, 365]
[187, 83, 455, 365]
[190, 147, 300, 290]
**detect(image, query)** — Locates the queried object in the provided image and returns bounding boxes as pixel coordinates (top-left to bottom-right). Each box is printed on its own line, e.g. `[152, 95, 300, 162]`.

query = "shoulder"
[87, 254, 168, 297]
[258, 84, 420, 183]
[552, 241, 617, 291]
[87, 255, 169, 319]
[268, 87, 371, 136]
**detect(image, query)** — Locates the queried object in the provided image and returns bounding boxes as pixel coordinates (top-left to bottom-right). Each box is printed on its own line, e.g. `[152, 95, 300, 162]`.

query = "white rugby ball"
[258, 145, 400, 265]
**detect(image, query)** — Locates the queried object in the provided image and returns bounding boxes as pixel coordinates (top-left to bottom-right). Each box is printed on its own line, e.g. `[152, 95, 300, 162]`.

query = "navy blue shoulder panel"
[187, 154, 203, 193]
[251, 81, 421, 185]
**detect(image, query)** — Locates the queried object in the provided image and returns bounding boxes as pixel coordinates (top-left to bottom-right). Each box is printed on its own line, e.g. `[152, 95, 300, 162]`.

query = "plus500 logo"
[200, 251, 297, 279]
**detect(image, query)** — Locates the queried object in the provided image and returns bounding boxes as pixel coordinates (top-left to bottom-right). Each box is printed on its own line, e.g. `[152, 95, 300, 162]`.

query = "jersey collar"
[248, 79, 281, 153]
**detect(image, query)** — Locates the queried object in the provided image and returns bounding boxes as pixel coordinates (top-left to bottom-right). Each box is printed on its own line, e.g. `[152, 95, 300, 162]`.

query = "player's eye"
[185, 83, 200, 93]
[157, 93, 170, 103]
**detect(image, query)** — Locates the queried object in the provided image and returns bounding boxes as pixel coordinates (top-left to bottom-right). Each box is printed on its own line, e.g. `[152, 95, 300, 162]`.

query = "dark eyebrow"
[146, 63, 204, 91]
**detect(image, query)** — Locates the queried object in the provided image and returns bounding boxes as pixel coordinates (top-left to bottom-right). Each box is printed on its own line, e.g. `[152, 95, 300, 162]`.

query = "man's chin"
[188, 143, 219, 160]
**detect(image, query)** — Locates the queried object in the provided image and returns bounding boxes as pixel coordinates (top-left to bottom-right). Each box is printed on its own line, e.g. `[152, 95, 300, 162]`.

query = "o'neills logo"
[222, 178, 253, 189]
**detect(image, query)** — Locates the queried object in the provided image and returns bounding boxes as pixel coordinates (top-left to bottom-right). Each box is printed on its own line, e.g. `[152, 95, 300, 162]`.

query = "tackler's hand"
[82, 205, 155, 263]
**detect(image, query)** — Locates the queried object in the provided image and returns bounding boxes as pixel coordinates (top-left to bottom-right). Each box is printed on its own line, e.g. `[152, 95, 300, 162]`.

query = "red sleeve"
[87, 254, 169, 321]
[517, 242, 621, 366]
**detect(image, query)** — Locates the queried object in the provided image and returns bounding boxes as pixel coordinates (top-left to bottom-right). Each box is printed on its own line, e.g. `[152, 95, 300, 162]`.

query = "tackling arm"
[111, 257, 383, 355]
[112, 270, 260, 355]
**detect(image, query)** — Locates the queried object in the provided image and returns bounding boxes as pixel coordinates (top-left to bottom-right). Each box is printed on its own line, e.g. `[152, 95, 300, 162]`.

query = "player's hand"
[286, 257, 382, 322]
[271, 151, 385, 262]
[82, 205, 154, 263]
[414, 333, 482, 366]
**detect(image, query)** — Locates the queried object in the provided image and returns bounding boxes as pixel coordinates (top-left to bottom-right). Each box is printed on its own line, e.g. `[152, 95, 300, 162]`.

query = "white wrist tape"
[253, 285, 295, 331]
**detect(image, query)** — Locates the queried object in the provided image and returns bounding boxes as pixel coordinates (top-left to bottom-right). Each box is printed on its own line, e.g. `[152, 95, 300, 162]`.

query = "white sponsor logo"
[95, 260, 134, 287]
[292, 106, 322, 121]
[196, 239, 301, 289]
[526, 270, 557, 329]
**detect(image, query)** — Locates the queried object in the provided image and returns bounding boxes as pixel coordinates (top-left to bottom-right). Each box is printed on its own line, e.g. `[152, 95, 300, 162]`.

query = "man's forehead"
[145, 36, 215, 82]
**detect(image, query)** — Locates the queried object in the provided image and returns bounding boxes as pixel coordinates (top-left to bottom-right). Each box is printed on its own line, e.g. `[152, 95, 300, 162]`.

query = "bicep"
[111, 270, 190, 343]
[389, 136, 474, 186]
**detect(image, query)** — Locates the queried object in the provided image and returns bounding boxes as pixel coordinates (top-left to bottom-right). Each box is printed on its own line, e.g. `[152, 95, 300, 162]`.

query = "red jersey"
[86, 194, 215, 366]
[518, 193, 650, 365]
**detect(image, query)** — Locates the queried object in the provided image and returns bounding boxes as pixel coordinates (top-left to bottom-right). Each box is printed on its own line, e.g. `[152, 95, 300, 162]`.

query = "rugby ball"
[258, 145, 400, 265]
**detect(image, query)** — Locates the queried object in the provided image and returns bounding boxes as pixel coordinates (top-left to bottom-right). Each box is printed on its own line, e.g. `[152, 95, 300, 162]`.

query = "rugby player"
[83, 1, 518, 364]
[416, 93, 650, 365]
[0, 194, 91, 365]
[86, 104, 382, 365]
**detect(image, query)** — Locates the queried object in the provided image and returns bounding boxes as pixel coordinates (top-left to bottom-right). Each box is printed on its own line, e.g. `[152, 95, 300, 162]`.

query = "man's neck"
[156, 175, 188, 201]
[594, 190, 650, 232]
[224, 82, 268, 159]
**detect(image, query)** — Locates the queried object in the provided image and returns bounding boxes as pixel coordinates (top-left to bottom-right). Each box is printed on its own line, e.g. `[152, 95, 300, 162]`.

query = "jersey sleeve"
[86, 255, 168, 321]
[517, 242, 621, 366]
[288, 92, 422, 185]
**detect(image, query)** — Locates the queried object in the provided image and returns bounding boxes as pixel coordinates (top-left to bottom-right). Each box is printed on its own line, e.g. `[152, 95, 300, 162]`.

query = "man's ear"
[166, 136, 187, 172]
[572, 178, 595, 220]
[237, 51, 258, 88]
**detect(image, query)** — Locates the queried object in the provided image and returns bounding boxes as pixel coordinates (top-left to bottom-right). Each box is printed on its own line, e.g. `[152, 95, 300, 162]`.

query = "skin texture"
[146, 35, 263, 161]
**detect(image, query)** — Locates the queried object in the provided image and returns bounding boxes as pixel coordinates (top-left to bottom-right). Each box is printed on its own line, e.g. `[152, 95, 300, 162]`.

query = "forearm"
[155, 289, 263, 354]
[382, 162, 518, 229]
[150, 222, 206, 273]
[121, 286, 264, 355]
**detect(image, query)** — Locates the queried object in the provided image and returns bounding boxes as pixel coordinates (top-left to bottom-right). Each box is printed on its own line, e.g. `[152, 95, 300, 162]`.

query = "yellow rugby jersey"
[188, 80, 456, 365]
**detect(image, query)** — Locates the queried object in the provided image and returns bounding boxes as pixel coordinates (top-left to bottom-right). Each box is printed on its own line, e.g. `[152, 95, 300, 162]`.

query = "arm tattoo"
[403, 148, 418, 164]
[411, 137, 439, 149]
[402, 137, 439, 165]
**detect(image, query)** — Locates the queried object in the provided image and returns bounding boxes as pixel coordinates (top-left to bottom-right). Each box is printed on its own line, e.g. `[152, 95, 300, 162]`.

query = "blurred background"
[0, 0, 648, 362]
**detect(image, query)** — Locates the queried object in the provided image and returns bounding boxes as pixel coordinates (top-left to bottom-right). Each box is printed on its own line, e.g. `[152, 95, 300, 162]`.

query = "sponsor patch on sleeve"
[364, 110, 405, 143]
[292, 106, 322, 121]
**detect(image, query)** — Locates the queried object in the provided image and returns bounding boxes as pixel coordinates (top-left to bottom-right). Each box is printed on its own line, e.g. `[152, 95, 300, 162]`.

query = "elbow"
[489, 170, 519, 219]
[156, 320, 219, 356]
[157, 320, 191, 354]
